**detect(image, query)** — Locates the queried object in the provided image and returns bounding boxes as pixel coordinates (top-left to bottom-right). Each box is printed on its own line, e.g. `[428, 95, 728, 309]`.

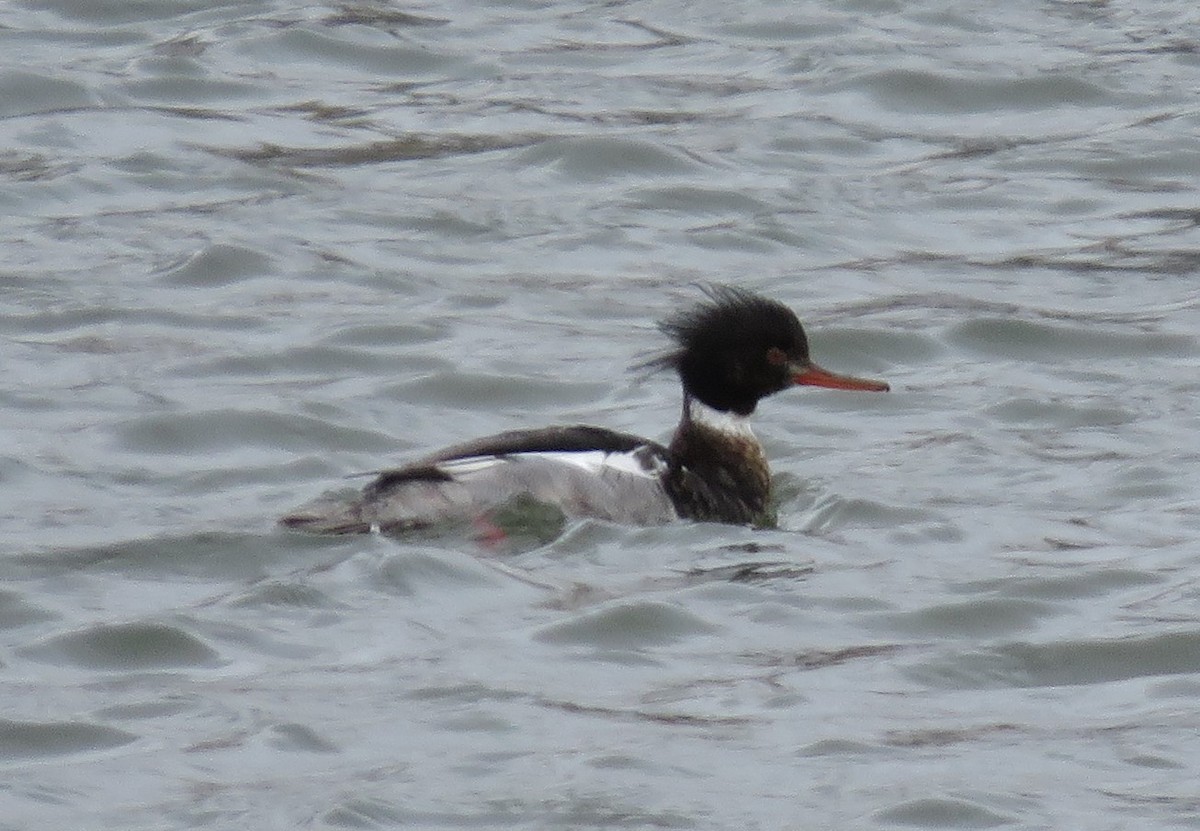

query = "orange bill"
[792, 361, 889, 392]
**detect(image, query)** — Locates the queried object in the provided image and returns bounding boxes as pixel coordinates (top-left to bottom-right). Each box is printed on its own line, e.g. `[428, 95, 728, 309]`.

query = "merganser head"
[643, 285, 889, 416]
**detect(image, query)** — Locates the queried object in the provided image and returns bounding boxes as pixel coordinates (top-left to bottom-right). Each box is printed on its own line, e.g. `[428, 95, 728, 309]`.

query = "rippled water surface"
[4, 0, 1200, 827]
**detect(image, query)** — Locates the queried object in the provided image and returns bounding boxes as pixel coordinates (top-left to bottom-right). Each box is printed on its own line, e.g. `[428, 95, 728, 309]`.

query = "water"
[3, 0, 1200, 827]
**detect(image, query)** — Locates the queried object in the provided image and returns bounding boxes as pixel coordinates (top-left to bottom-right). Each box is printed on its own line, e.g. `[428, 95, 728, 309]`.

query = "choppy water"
[4, 0, 1200, 827]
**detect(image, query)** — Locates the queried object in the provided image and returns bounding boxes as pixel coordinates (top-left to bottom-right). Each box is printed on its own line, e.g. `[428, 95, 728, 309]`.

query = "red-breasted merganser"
[280, 285, 888, 534]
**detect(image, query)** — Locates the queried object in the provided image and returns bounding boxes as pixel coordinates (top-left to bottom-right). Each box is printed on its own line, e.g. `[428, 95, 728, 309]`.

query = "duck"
[279, 285, 888, 534]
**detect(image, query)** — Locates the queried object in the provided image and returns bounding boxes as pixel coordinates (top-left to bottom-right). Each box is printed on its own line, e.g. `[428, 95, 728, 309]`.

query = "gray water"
[4, 0, 1200, 827]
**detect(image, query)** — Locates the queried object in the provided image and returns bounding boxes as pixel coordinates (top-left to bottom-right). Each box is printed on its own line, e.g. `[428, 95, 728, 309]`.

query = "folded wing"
[279, 425, 676, 534]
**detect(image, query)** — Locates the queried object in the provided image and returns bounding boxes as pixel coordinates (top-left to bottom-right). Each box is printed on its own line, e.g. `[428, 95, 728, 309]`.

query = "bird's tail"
[278, 489, 372, 535]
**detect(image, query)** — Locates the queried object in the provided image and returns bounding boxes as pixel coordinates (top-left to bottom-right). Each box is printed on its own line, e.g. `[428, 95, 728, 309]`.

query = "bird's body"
[280, 286, 888, 535]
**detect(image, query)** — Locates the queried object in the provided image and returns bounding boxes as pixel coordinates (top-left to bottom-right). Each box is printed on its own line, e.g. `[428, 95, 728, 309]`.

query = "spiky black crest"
[638, 285, 808, 370]
[636, 284, 810, 415]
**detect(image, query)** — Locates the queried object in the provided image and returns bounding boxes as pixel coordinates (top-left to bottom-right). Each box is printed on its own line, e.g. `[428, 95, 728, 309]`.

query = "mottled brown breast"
[664, 419, 772, 525]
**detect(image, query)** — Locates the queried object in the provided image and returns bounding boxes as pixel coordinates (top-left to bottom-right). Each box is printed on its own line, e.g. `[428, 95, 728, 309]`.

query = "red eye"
[766, 347, 787, 366]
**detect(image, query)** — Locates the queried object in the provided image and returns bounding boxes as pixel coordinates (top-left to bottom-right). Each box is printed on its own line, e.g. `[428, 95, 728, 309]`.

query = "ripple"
[94, 699, 194, 721]
[908, 630, 1200, 689]
[535, 600, 719, 649]
[14, 530, 352, 582]
[3, 305, 262, 335]
[323, 798, 411, 828]
[195, 619, 320, 661]
[372, 549, 502, 598]
[798, 738, 886, 758]
[221, 134, 539, 168]
[177, 344, 402, 379]
[22, 0, 204, 24]
[987, 397, 1136, 428]
[0, 588, 59, 630]
[323, 321, 450, 348]
[874, 796, 1014, 828]
[869, 598, 1057, 639]
[1104, 463, 1185, 501]
[385, 370, 608, 409]
[798, 494, 933, 533]
[114, 409, 393, 454]
[238, 26, 463, 77]
[0, 150, 81, 182]
[123, 73, 259, 105]
[154, 242, 273, 287]
[967, 568, 1161, 601]
[0, 718, 136, 761]
[815, 327, 944, 365]
[947, 318, 1195, 361]
[847, 67, 1110, 114]
[519, 136, 699, 181]
[228, 580, 338, 610]
[624, 184, 767, 216]
[22, 621, 221, 670]
[266, 722, 339, 754]
[0, 69, 97, 118]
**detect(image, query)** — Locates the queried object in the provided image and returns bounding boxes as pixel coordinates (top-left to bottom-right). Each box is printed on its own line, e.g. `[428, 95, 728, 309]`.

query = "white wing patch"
[437, 449, 666, 482]
[434, 456, 505, 477]
[359, 446, 677, 530]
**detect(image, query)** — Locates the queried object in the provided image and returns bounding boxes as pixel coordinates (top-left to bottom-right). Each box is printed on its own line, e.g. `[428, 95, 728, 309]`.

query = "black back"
[426, 424, 659, 462]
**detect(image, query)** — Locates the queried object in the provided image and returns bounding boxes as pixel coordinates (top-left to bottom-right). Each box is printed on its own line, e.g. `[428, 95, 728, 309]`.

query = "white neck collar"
[685, 397, 756, 438]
